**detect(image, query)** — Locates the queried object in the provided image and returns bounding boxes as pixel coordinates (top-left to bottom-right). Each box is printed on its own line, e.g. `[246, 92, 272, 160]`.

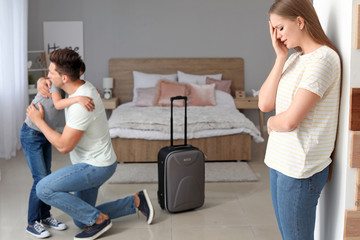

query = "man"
[27, 49, 154, 240]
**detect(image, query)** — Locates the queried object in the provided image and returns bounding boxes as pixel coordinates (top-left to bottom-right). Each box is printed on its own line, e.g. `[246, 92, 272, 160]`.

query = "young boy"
[20, 64, 94, 238]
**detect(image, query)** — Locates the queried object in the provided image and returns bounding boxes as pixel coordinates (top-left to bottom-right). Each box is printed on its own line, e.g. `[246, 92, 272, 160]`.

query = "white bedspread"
[108, 105, 263, 143]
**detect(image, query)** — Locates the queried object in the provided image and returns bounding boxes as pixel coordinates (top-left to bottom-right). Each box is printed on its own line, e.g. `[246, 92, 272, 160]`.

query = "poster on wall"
[43, 21, 84, 70]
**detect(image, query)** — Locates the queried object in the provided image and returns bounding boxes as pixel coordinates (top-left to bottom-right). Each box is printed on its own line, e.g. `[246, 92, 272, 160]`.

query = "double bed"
[107, 58, 263, 163]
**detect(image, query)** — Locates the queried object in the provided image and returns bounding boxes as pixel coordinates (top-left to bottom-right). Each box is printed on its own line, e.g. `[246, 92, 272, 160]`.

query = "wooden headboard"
[109, 58, 244, 104]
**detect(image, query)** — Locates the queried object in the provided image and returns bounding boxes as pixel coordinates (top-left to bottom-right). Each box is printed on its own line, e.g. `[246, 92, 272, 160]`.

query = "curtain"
[0, 0, 28, 159]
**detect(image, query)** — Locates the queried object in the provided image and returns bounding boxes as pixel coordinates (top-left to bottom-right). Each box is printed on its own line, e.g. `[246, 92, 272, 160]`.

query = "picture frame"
[43, 21, 84, 63]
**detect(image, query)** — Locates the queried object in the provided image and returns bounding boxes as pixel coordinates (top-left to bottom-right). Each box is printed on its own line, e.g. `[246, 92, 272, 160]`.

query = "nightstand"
[102, 97, 119, 110]
[102, 97, 119, 118]
[234, 96, 265, 137]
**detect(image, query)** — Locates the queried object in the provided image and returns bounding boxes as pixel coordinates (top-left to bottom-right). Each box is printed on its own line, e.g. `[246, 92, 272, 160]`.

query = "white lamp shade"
[103, 77, 113, 89]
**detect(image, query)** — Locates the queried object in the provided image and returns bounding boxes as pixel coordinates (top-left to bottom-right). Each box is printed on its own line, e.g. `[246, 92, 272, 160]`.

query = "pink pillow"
[154, 80, 188, 107]
[189, 83, 216, 106]
[135, 87, 157, 107]
[206, 77, 232, 94]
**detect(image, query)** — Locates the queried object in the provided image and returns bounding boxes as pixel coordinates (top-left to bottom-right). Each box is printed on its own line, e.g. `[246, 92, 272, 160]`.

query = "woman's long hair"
[269, 0, 338, 54]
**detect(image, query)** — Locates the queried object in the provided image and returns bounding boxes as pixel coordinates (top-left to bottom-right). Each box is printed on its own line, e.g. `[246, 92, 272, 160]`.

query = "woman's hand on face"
[269, 21, 288, 59]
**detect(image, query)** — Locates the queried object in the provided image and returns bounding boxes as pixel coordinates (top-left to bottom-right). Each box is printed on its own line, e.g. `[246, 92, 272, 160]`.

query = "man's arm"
[26, 103, 83, 154]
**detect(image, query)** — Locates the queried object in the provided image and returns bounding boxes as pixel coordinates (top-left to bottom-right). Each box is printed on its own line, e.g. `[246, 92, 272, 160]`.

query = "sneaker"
[137, 189, 154, 224]
[74, 219, 112, 240]
[26, 221, 51, 239]
[42, 216, 67, 230]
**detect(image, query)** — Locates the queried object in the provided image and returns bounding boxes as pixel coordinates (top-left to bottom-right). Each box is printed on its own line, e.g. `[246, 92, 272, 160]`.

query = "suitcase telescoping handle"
[170, 96, 187, 146]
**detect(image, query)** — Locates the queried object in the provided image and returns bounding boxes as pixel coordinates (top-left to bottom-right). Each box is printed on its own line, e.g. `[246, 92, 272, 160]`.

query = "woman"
[258, 0, 341, 239]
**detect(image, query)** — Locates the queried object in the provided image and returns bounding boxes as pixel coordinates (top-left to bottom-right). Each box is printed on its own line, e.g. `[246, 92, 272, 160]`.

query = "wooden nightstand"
[234, 96, 265, 137]
[102, 97, 119, 110]
[102, 97, 119, 119]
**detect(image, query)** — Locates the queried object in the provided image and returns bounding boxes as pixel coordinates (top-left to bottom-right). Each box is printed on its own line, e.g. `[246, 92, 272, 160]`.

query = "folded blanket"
[108, 106, 261, 138]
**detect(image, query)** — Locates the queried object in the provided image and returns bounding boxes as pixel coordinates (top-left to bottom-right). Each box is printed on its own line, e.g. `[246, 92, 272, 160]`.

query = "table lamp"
[103, 77, 113, 100]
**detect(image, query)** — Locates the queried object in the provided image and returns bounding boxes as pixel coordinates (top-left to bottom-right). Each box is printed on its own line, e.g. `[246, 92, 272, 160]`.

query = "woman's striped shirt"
[264, 46, 341, 179]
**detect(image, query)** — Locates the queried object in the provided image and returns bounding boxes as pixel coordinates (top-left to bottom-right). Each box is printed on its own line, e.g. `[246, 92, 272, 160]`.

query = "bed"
[107, 58, 263, 163]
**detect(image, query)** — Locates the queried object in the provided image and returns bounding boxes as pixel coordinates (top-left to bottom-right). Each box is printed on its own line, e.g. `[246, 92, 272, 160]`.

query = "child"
[20, 64, 94, 239]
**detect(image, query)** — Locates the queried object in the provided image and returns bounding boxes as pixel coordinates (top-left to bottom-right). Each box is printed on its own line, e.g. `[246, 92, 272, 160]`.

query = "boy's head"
[80, 61, 86, 76]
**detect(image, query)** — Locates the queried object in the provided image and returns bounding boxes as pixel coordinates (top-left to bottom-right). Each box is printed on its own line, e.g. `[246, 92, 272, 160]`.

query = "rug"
[108, 161, 258, 184]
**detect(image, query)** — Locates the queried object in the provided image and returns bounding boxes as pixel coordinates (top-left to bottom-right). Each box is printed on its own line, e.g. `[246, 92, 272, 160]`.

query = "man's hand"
[37, 77, 52, 98]
[26, 103, 44, 125]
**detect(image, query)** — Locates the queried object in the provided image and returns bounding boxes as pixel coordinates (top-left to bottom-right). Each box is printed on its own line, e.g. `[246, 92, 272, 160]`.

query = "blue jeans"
[270, 166, 329, 240]
[36, 161, 137, 228]
[20, 123, 52, 225]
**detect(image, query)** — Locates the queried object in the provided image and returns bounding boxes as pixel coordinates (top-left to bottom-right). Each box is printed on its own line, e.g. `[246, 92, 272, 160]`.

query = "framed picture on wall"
[43, 21, 84, 67]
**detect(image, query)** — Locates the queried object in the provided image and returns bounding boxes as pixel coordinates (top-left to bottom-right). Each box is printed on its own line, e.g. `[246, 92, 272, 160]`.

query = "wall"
[27, 0, 276, 124]
[314, 0, 357, 239]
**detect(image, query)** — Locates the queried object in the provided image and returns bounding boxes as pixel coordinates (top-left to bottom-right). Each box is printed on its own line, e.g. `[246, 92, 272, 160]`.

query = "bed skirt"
[111, 134, 251, 163]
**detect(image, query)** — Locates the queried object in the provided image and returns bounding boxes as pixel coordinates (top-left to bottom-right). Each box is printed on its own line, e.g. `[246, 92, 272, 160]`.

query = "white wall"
[314, 0, 358, 239]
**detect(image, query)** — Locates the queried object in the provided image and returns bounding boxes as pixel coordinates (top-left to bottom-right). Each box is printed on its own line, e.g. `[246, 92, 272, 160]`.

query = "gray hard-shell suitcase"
[157, 96, 205, 213]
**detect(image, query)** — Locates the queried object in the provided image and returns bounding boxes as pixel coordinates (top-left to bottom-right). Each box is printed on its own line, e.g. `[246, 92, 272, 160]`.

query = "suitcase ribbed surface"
[157, 96, 205, 213]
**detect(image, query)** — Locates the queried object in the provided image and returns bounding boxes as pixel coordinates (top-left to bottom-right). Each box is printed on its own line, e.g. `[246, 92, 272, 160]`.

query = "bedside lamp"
[103, 77, 113, 100]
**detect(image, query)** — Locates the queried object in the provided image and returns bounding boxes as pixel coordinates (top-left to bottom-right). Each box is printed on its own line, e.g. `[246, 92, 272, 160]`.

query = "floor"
[0, 135, 282, 240]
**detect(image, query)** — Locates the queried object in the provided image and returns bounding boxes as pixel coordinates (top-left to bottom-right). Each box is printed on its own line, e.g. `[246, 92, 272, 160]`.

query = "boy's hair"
[80, 61, 86, 75]
[49, 49, 85, 81]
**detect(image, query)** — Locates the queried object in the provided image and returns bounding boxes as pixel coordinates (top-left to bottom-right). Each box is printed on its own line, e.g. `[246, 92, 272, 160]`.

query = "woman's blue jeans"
[270, 166, 329, 240]
[36, 161, 137, 228]
[20, 123, 52, 225]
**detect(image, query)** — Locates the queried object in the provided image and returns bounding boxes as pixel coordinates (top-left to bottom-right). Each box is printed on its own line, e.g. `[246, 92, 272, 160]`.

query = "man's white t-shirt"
[65, 81, 117, 167]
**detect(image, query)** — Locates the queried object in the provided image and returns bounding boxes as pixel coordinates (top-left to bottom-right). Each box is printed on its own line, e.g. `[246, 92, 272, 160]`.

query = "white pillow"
[215, 90, 236, 108]
[133, 71, 177, 102]
[177, 71, 222, 85]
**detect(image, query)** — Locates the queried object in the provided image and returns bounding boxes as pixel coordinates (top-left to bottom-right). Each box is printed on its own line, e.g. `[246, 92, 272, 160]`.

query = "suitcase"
[157, 96, 205, 213]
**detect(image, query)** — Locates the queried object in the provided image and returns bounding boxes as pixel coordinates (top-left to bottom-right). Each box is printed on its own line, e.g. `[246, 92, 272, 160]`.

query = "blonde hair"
[269, 0, 338, 54]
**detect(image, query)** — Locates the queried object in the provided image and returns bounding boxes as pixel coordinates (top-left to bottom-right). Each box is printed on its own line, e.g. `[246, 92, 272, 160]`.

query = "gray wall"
[28, 0, 275, 124]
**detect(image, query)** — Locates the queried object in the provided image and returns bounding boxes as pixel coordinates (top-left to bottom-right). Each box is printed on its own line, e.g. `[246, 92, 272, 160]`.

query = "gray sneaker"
[42, 216, 67, 230]
[26, 221, 51, 238]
